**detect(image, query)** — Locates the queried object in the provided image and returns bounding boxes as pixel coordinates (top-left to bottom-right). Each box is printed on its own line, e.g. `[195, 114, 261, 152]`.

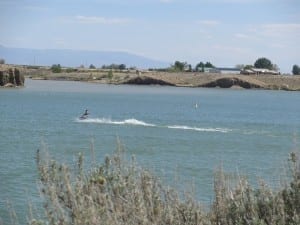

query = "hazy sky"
[1, 0, 299, 72]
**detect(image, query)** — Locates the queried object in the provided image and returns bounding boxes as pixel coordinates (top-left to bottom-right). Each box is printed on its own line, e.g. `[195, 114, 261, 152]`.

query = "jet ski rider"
[83, 109, 89, 116]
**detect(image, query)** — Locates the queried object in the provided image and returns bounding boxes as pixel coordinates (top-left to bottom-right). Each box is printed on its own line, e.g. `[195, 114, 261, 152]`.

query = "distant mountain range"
[0, 45, 169, 69]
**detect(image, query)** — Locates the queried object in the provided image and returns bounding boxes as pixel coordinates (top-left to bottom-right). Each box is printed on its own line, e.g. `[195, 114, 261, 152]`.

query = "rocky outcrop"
[0, 68, 24, 87]
[123, 76, 175, 86]
[198, 77, 266, 89]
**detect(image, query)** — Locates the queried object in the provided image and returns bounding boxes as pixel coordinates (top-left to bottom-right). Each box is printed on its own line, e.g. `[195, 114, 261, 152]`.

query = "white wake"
[167, 125, 231, 133]
[76, 117, 231, 133]
[76, 118, 155, 127]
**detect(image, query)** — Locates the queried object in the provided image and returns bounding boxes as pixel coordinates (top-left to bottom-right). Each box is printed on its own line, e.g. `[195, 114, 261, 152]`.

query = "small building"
[240, 69, 256, 75]
[216, 67, 241, 74]
[201, 67, 241, 74]
[241, 68, 280, 75]
[204, 67, 219, 73]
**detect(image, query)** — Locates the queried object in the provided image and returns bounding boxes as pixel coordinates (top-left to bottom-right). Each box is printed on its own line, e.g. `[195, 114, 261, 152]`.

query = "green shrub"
[107, 70, 113, 80]
[50, 64, 62, 73]
[89, 64, 96, 69]
[26, 65, 41, 69]
[66, 68, 78, 73]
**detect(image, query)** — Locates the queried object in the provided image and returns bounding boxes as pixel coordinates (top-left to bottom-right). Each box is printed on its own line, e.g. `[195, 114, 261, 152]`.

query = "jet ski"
[79, 114, 88, 120]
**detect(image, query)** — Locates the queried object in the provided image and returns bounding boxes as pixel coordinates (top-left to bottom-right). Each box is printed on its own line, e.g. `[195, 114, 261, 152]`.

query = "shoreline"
[28, 72, 300, 91]
[3, 64, 300, 91]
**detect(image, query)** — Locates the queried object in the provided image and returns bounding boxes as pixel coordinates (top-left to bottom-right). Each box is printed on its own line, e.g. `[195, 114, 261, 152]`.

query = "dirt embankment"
[10, 64, 300, 91]
[123, 72, 300, 91]
[252, 75, 300, 91]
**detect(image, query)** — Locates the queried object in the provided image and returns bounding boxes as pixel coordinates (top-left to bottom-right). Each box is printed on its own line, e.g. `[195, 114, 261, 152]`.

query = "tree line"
[49, 63, 132, 73]
[1, 57, 299, 75]
[48, 59, 299, 75]
[168, 57, 279, 73]
[153, 57, 299, 75]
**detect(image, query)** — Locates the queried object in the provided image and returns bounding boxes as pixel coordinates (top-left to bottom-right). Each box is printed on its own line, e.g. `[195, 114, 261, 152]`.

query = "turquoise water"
[1, 79, 300, 223]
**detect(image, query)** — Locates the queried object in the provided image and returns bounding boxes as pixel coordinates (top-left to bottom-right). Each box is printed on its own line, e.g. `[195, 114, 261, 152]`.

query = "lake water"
[0, 79, 300, 224]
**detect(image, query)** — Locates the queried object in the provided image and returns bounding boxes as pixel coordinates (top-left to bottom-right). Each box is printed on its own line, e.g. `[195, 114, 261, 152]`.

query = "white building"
[241, 68, 280, 75]
[216, 67, 241, 74]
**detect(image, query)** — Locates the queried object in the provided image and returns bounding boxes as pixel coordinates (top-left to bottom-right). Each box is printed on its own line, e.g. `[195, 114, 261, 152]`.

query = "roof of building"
[216, 67, 241, 71]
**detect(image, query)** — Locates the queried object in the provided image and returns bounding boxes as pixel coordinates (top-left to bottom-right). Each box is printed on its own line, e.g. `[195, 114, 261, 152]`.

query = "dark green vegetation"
[50, 64, 62, 73]
[89, 64, 96, 69]
[254, 57, 274, 70]
[107, 69, 113, 80]
[102, 64, 128, 70]
[171, 61, 192, 72]
[25, 147, 300, 225]
[292, 65, 300, 75]
[195, 62, 215, 72]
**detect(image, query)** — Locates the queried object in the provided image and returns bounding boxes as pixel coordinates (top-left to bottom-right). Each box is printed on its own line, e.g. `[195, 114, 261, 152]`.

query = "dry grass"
[26, 144, 300, 225]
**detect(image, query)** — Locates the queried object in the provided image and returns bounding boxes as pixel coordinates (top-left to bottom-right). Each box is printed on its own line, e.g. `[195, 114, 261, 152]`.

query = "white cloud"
[234, 33, 261, 42]
[0, 0, 18, 7]
[23, 5, 49, 11]
[159, 0, 173, 3]
[261, 23, 300, 37]
[196, 20, 220, 26]
[268, 43, 286, 49]
[234, 23, 300, 44]
[212, 44, 251, 54]
[53, 38, 66, 45]
[234, 33, 249, 39]
[75, 16, 132, 25]
[202, 0, 273, 3]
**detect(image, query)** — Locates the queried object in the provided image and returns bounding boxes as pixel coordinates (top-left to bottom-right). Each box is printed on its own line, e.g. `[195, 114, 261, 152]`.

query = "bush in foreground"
[28, 145, 299, 225]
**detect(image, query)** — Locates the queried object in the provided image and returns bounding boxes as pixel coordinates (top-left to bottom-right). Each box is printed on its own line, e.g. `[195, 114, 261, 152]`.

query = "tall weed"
[29, 146, 299, 225]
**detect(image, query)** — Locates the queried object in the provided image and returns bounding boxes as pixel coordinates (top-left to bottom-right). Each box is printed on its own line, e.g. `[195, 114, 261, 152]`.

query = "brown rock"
[123, 75, 175, 86]
[0, 67, 24, 87]
[14, 68, 24, 86]
[8, 68, 16, 85]
[4, 83, 15, 87]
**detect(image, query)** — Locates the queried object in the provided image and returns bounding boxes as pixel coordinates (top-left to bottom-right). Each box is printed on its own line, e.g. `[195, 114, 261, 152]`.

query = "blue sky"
[1, 0, 299, 73]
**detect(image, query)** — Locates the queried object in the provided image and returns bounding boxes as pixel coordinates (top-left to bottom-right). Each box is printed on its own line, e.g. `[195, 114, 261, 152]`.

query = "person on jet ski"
[83, 109, 89, 116]
[80, 109, 89, 119]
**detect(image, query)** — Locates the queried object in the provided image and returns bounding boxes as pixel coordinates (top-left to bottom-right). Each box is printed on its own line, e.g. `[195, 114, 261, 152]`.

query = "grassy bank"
[22, 144, 300, 225]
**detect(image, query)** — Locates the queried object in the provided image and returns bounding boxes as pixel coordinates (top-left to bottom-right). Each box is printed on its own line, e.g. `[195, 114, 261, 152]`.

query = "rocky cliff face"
[0, 68, 24, 87]
[198, 77, 266, 89]
[123, 76, 175, 86]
